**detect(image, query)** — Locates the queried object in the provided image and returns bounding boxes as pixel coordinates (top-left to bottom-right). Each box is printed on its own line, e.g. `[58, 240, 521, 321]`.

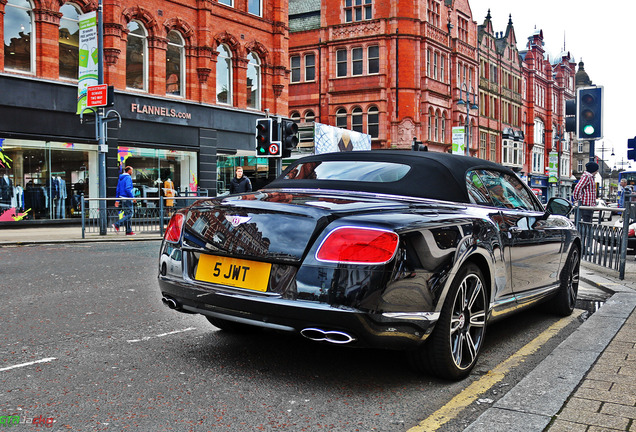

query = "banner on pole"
[77, 12, 98, 115]
[452, 126, 465, 155]
[548, 151, 559, 183]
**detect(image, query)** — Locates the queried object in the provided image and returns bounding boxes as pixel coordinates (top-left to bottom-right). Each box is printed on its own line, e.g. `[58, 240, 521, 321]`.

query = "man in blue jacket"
[112, 166, 136, 235]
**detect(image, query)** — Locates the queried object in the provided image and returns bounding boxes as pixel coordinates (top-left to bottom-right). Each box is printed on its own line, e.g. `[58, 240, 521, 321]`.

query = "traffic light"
[564, 99, 576, 133]
[577, 86, 603, 140]
[628, 137, 636, 161]
[256, 118, 276, 156]
[280, 119, 299, 158]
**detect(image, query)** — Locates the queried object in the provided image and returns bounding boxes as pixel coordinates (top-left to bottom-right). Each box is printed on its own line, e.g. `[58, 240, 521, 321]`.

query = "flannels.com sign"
[130, 104, 192, 120]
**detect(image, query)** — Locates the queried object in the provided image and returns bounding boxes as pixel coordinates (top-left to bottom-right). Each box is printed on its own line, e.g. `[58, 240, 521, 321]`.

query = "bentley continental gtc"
[158, 150, 580, 380]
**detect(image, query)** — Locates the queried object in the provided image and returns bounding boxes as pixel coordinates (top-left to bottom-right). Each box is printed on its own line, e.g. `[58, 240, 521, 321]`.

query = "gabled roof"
[289, 0, 321, 32]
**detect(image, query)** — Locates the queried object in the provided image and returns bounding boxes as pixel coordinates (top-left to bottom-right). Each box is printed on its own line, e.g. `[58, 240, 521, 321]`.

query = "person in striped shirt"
[572, 161, 598, 223]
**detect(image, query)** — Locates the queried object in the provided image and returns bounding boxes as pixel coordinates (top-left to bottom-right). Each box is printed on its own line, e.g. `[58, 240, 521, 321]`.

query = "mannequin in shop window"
[163, 178, 175, 207]
[15, 183, 24, 211]
[0, 172, 13, 208]
[50, 176, 60, 219]
[57, 176, 67, 219]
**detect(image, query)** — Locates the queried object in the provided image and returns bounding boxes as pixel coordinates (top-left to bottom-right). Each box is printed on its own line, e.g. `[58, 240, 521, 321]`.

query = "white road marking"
[0, 357, 57, 372]
[127, 327, 197, 343]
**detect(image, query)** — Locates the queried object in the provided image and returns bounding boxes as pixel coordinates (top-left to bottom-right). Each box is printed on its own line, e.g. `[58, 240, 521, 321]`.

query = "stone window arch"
[4, 0, 35, 73]
[166, 30, 185, 97]
[59, 2, 81, 80]
[216, 44, 232, 105]
[126, 20, 148, 91]
[246, 52, 261, 109]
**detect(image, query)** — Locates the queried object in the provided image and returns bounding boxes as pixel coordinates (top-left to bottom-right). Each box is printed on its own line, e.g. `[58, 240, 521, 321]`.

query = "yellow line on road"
[409, 312, 580, 432]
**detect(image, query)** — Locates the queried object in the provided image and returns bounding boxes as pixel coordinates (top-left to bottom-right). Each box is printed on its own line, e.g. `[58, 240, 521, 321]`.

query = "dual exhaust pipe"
[161, 298, 356, 345]
[161, 296, 178, 310]
[300, 327, 357, 344]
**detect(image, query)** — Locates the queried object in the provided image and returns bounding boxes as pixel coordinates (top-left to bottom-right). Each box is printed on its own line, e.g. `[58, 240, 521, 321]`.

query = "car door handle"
[509, 227, 523, 234]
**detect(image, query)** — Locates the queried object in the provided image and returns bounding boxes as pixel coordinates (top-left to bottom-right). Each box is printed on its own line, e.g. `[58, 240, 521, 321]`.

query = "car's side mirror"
[545, 197, 572, 217]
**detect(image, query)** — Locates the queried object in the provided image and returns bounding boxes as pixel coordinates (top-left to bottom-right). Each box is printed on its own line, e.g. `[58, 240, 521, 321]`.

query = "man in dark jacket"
[112, 166, 136, 235]
[229, 166, 252, 194]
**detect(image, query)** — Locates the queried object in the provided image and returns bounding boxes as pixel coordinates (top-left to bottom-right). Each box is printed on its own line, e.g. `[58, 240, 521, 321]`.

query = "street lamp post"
[553, 127, 565, 198]
[457, 82, 478, 156]
[614, 158, 633, 171]
[597, 141, 615, 199]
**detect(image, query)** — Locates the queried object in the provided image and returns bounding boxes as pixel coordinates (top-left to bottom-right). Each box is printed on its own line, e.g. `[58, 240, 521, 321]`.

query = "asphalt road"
[0, 242, 608, 431]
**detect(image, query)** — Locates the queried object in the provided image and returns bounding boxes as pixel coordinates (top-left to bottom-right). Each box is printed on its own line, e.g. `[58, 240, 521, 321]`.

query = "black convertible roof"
[267, 150, 517, 203]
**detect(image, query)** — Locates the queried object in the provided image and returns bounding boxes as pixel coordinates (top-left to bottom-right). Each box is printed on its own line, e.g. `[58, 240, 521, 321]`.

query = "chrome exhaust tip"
[161, 297, 178, 310]
[300, 328, 357, 344]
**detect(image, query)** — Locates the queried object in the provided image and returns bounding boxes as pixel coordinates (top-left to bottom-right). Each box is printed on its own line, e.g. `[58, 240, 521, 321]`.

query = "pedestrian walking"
[229, 166, 252, 194]
[112, 166, 136, 235]
[572, 161, 598, 223]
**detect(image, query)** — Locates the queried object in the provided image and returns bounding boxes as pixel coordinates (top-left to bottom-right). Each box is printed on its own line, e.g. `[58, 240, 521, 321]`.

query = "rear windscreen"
[283, 161, 411, 183]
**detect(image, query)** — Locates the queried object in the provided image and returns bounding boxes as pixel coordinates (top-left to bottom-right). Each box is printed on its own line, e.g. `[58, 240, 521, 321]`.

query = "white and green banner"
[548, 151, 559, 183]
[76, 11, 98, 114]
[452, 126, 465, 155]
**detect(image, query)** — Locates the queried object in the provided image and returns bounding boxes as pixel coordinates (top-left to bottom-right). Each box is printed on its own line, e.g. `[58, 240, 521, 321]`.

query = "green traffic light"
[583, 125, 595, 135]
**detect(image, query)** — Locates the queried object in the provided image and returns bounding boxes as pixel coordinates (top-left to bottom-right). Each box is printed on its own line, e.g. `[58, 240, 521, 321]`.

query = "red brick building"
[0, 0, 290, 224]
[288, 0, 480, 152]
[521, 29, 577, 200]
[476, 11, 523, 168]
[288, 2, 579, 201]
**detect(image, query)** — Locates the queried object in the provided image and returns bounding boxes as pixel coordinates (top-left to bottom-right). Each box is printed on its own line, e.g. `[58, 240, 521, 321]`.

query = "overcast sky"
[471, 0, 635, 169]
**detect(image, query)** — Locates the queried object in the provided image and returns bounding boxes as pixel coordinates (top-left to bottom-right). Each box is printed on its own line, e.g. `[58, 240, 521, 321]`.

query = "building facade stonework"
[0, 0, 291, 224]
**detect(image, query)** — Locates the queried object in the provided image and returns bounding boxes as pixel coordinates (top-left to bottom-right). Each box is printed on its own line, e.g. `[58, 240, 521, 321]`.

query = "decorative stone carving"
[197, 67, 211, 84]
[273, 84, 284, 98]
[103, 48, 121, 66]
[397, 118, 416, 149]
[332, 20, 381, 39]
[32, 8, 62, 24]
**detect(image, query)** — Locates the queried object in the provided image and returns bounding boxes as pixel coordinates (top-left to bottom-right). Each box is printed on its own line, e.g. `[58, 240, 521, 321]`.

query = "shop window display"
[216, 154, 270, 193]
[0, 139, 97, 222]
[117, 146, 198, 209]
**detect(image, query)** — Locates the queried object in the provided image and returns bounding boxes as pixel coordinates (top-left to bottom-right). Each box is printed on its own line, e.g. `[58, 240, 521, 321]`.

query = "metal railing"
[575, 194, 633, 280]
[80, 191, 208, 238]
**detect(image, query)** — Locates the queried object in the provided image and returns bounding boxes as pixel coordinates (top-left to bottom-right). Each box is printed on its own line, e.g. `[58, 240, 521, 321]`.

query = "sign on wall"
[76, 12, 98, 115]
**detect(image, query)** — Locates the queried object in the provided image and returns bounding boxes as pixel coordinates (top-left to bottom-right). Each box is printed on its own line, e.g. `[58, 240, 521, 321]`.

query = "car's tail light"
[316, 227, 399, 264]
[164, 212, 185, 243]
[629, 228, 635, 238]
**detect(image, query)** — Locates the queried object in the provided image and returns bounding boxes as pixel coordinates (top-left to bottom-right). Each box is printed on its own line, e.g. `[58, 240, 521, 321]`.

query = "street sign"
[87, 84, 109, 107]
[268, 142, 280, 157]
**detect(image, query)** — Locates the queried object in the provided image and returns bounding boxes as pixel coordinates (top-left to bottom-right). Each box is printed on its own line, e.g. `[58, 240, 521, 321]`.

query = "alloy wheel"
[449, 273, 486, 370]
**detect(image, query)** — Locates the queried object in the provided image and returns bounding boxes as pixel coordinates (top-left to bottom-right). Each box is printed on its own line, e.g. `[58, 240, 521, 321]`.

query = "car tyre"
[407, 263, 487, 380]
[551, 246, 580, 316]
[206, 316, 258, 333]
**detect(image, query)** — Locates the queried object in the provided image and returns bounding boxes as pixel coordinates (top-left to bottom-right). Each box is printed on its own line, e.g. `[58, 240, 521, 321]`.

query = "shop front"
[0, 75, 267, 225]
[528, 175, 549, 204]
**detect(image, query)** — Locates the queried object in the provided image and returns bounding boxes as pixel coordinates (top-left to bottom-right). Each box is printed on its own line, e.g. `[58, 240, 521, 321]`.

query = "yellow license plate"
[195, 254, 271, 292]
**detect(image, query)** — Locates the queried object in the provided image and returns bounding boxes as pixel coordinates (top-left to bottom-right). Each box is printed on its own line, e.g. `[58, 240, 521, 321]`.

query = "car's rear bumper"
[158, 277, 437, 350]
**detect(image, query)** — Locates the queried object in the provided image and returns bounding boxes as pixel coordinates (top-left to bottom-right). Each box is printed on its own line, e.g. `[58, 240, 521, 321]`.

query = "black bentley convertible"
[158, 151, 580, 380]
